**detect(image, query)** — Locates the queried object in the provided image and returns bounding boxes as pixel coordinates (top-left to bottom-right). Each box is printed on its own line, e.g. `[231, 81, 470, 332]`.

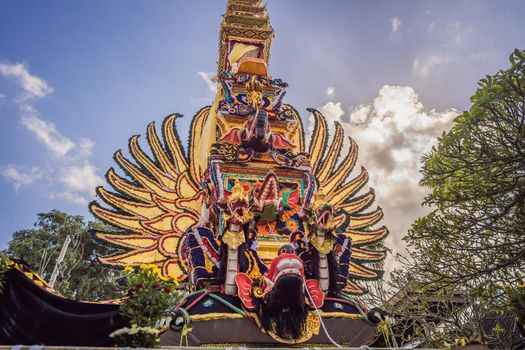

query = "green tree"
[2, 210, 125, 301]
[407, 49, 525, 303]
[366, 49, 525, 349]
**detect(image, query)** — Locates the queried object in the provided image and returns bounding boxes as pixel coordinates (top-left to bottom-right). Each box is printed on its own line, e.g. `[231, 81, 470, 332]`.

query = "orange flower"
[281, 210, 293, 221]
[257, 223, 269, 235]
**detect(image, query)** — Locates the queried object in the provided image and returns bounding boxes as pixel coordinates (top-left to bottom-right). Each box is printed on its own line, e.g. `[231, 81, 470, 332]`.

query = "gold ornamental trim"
[320, 311, 364, 320]
[190, 312, 245, 322]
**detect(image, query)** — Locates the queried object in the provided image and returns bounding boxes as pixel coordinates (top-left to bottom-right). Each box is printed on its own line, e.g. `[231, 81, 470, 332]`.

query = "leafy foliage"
[407, 49, 525, 304]
[505, 283, 525, 326]
[2, 210, 125, 301]
[120, 265, 179, 327]
[110, 265, 182, 347]
[0, 255, 9, 294]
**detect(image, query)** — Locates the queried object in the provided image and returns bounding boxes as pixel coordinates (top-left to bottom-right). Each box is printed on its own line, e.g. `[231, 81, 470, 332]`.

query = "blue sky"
[1, 0, 524, 253]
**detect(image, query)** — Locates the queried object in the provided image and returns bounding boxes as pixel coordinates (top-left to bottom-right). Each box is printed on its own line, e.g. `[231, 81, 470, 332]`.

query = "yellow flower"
[252, 286, 264, 298]
[123, 266, 134, 273]
[286, 219, 299, 232]
[169, 275, 180, 287]
[140, 264, 161, 273]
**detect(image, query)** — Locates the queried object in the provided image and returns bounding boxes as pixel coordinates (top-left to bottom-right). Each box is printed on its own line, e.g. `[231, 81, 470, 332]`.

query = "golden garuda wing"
[89, 108, 210, 280]
[308, 108, 389, 294]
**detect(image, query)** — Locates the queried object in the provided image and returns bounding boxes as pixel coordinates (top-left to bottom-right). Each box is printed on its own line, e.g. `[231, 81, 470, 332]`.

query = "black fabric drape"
[0, 268, 126, 346]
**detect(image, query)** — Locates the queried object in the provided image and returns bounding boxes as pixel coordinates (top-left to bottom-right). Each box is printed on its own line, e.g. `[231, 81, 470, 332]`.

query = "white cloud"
[49, 191, 89, 206]
[348, 105, 373, 125]
[326, 86, 335, 99]
[55, 163, 104, 205]
[310, 85, 458, 275]
[46, 151, 103, 206]
[446, 21, 474, 45]
[412, 54, 450, 77]
[0, 62, 53, 99]
[5, 126, 102, 204]
[469, 52, 491, 62]
[0, 60, 103, 206]
[20, 110, 75, 158]
[0, 93, 5, 105]
[1, 164, 43, 191]
[78, 137, 95, 158]
[319, 101, 344, 122]
[197, 71, 218, 93]
[391, 17, 402, 32]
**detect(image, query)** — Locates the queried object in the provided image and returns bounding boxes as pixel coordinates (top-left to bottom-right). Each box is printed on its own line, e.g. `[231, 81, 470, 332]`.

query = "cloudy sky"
[1, 1, 524, 270]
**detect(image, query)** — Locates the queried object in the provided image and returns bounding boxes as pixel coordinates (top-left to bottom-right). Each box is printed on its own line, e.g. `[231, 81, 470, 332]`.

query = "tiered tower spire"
[218, 0, 274, 75]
